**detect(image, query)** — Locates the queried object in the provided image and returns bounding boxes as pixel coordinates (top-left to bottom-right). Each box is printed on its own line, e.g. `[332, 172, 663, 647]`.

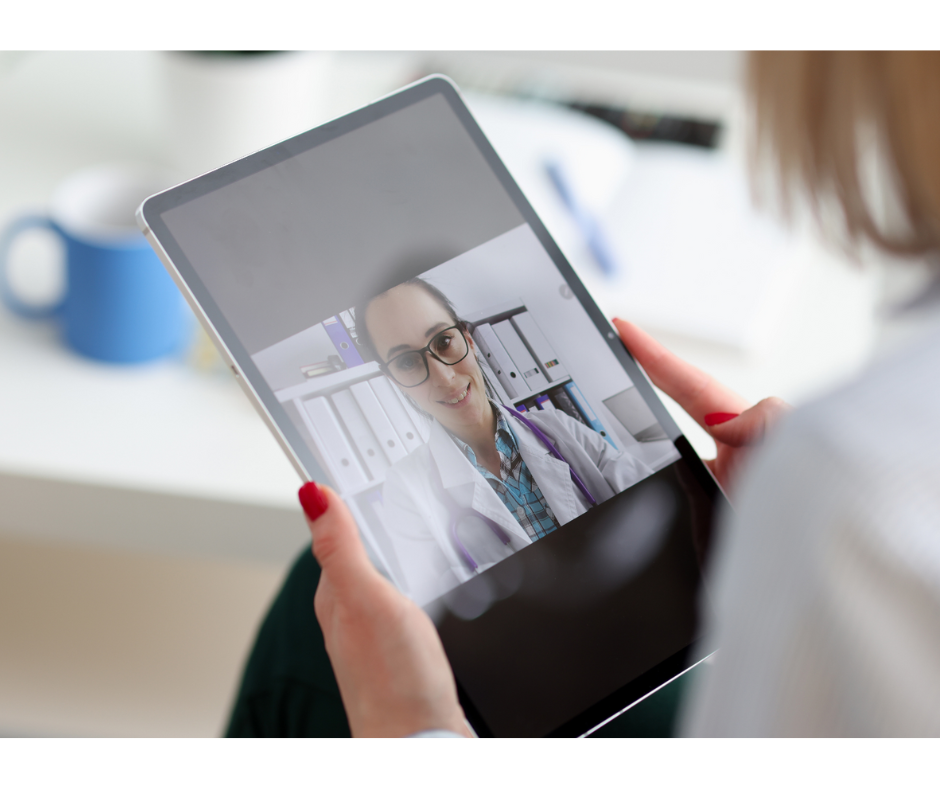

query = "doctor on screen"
[356, 278, 653, 606]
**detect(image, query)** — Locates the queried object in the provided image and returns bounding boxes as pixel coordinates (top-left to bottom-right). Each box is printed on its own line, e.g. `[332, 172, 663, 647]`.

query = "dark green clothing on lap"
[226, 548, 350, 737]
[587, 669, 695, 738]
[226, 547, 693, 738]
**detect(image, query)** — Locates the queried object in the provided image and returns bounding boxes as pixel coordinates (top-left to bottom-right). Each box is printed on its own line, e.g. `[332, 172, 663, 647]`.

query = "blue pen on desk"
[544, 159, 621, 279]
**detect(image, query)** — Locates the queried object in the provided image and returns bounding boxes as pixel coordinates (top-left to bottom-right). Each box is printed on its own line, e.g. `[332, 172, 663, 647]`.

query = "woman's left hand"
[299, 482, 471, 738]
[614, 318, 792, 495]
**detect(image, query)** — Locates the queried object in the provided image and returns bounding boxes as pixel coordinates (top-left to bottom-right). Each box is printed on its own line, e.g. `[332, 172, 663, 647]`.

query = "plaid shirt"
[450, 405, 560, 542]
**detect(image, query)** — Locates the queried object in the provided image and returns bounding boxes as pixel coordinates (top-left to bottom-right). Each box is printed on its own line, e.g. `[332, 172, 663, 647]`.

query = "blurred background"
[0, 51, 909, 736]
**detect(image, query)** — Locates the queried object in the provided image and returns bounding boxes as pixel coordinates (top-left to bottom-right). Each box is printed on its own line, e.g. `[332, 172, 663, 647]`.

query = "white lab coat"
[382, 407, 653, 606]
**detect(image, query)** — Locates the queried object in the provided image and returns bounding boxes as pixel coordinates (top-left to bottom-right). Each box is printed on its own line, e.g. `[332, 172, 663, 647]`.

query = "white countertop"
[0, 307, 299, 507]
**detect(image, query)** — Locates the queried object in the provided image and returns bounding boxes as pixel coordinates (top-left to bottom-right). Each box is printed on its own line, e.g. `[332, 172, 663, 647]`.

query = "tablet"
[138, 76, 724, 738]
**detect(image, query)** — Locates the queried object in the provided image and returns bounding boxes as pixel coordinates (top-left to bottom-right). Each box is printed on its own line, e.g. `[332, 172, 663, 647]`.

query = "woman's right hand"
[613, 318, 791, 496]
[300, 482, 471, 738]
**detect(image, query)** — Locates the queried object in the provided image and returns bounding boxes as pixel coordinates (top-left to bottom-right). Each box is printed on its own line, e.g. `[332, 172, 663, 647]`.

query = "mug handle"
[0, 214, 67, 319]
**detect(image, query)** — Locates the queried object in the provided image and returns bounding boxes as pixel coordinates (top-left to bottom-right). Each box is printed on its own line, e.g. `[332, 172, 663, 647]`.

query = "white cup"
[162, 51, 332, 178]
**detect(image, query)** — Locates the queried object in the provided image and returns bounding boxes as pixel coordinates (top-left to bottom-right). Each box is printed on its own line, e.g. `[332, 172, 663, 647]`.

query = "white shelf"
[274, 360, 381, 403]
[464, 298, 525, 328]
[0, 304, 310, 561]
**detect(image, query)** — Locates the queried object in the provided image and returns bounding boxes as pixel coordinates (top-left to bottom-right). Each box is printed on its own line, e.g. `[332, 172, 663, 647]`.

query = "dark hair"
[353, 277, 468, 364]
[353, 278, 498, 415]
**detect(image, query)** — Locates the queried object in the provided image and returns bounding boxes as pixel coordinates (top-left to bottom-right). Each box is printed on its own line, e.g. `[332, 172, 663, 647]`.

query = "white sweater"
[682, 305, 940, 736]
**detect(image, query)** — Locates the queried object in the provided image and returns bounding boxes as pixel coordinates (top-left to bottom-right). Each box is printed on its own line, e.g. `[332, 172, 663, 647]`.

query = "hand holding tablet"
[300, 482, 470, 738]
[612, 318, 792, 494]
[297, 319, 783, 737]
[139, 76, 733, 736]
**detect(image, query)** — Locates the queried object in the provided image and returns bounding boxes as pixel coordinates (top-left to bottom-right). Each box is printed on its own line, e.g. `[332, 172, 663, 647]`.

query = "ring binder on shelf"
[473, 322, 530, 399]
[510, 312, 569, 383]
[323, 315, 365, 368]
[301, 396, 370, 489]
[492, 319, 547, 392]
[391, 384, 432, 442]
[535, 393, 555, 410]
[331, 388, 390, 481]
[369, 375, 425, 453]
[350, 380, 409, 464]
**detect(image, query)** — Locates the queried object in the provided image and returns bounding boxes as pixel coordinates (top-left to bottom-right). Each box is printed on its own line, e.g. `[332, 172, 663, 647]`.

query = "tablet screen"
[141, 79, 721, 737]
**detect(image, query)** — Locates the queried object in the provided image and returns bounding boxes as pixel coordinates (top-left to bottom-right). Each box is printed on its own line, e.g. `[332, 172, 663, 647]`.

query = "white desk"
[0, 51, 886, 736]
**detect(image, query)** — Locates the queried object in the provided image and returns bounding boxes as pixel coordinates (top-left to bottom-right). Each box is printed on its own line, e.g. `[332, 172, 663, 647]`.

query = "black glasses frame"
[380, 324, 470, 388]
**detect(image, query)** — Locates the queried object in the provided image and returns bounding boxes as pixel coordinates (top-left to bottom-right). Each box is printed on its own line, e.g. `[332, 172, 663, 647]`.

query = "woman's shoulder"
[794, 323, 940, 474]
[719, 323, 940, 608]
[685, 326, 940, 735]
[739, 325, 940, 517]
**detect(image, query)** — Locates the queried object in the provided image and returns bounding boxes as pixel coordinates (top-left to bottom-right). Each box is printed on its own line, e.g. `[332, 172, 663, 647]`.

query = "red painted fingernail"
[704, 412, 739, 426]
[298, 482, 329, 521]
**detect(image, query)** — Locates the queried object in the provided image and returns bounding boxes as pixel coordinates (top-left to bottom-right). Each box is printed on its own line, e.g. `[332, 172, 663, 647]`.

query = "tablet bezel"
[138, 75, 724, 738]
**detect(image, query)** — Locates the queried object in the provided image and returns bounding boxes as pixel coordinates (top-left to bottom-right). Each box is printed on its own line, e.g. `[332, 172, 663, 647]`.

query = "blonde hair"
[749, 51, 940, 258]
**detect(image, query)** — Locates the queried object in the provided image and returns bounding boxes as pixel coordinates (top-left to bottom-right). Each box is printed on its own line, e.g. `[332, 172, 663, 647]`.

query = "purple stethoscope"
[437, 404, 598, 571]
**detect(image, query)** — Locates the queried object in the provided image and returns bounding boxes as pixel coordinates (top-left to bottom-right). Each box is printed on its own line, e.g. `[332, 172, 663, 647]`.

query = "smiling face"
[364, 283, 491, 439]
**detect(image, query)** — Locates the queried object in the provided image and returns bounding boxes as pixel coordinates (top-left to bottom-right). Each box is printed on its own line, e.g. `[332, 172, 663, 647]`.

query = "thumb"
[705, 397, 792, 448]
[299, 482, 375, 592]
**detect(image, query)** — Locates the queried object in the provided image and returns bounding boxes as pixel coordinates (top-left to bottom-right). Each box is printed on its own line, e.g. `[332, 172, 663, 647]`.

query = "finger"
[299, 483, 376, 593]
[706, 397, 792, 447]
[613, 318, 750, 426]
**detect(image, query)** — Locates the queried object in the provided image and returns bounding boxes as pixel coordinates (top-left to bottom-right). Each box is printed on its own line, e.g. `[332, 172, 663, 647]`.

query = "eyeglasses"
[382, 325, 470, 388]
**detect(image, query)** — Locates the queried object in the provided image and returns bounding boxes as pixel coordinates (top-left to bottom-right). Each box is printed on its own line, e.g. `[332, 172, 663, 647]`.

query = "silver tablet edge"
[578, 650, 717, 738]
[367, 72, 461, 105]
[135, 204, 312, 485]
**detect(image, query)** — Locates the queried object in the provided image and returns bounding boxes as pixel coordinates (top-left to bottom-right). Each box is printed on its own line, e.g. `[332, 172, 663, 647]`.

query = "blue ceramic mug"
[0, 164, 190, 363]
